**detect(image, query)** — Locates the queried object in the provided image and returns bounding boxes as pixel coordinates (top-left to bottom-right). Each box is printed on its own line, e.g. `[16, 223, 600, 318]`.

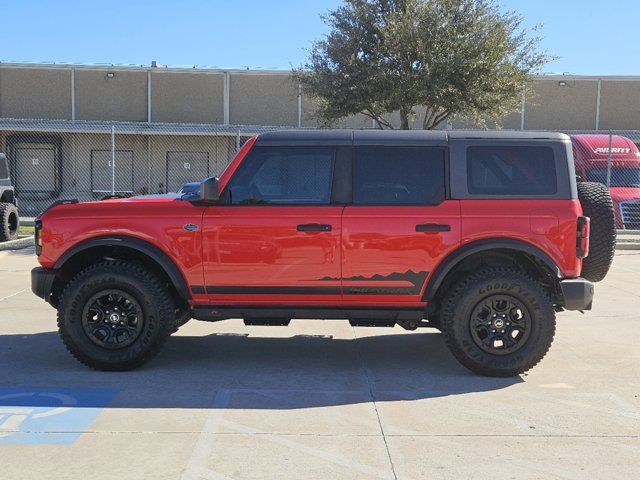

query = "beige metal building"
[1, 62, 640, 213]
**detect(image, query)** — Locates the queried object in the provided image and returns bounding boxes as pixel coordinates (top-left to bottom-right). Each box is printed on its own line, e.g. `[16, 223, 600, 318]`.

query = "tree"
[294, 0, 552, 130]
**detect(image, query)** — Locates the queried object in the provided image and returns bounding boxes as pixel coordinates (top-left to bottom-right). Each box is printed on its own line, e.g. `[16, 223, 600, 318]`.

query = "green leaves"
[294, 0, 552, 129]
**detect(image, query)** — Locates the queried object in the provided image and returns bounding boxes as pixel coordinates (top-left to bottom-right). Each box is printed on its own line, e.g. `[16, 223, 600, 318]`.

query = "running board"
[192, 306, 424, 324]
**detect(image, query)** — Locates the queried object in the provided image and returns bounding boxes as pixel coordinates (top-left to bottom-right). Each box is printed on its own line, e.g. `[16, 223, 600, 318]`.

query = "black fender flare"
[54, 235, 191, 301]
[422, 238, 562, 302]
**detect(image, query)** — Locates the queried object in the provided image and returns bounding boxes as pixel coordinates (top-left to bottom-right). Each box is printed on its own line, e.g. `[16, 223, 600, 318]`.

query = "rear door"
[341, 143, 461, 305]
[201, 145, 345, 305]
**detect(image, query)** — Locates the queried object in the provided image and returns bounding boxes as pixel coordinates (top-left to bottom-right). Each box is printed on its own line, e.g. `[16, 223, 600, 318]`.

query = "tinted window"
[0, 156, 8, 179]
[588, 167, 640, 188]
[227, 146, 335, 205]
[467, 146, 557, 195]
[353, 147, 445, 205]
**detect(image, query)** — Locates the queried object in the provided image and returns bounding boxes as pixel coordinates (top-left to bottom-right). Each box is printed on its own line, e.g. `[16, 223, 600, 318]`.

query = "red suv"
[31, 131, 616, 376]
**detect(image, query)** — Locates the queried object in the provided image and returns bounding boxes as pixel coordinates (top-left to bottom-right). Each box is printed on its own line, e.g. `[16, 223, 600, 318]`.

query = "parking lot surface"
[0, 246, 639, 480]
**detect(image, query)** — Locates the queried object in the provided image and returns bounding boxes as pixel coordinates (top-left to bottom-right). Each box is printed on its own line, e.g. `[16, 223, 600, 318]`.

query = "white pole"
[297, 84, 302, 128]
[71, 68, 76, 122]
[595, 79, 602, 131]
[236, 129, 241, 152]
[606, 130, 613, 188]
[520, 88, 526, 131]
[223, 72, 230, 125]
[111, 125, 116, 195]
[147, 70, 152, 124]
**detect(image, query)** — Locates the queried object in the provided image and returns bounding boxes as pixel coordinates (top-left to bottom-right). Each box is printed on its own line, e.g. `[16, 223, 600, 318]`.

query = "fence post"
[111, 125, 116, 195]
[297, 84, 302, 128]
[606, 130, 613, 188]
[236, 129, 241, 153]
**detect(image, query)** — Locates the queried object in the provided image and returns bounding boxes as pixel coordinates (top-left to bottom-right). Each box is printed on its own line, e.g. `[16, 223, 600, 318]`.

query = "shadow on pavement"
[0, 330, 521, 409]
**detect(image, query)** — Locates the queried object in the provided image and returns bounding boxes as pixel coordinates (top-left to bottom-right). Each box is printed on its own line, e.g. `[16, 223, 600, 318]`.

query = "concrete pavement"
[0, 247, 638, 479]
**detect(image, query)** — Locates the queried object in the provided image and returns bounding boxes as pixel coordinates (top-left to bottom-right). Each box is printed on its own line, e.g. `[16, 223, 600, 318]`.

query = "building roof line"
[2, 61, 640, 80]
[0, 118, 284, 136]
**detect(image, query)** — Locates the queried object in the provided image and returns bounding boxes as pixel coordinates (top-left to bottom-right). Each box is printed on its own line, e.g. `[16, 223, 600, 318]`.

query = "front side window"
[353, 147, 445, 205]
[467, 146, 557, 195]
[0, 157, 8, 180]
[226, 146, 335, 205]
[588, 167, 640, 188]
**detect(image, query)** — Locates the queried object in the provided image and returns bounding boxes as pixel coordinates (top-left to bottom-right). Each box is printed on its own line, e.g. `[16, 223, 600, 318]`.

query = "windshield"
[588, 167, 640, 188]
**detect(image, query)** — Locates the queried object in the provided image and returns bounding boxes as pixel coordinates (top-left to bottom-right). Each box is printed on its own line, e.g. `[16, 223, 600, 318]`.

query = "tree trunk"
[399, 107, 410, 130]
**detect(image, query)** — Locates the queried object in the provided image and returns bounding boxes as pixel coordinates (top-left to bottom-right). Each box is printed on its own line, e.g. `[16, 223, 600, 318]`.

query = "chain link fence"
[0, 120, 280, 217]
[2, 120, 640, 240]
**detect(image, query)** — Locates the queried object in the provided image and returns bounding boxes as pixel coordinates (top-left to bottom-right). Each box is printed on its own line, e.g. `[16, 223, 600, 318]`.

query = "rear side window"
[226, 146, 335, 205]
[353, 147, 445, 205]
[467, 146, 557, 195]
[0, 156, 8, 180]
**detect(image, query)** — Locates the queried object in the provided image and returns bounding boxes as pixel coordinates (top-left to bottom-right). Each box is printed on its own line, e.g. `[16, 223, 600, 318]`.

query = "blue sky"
[1, 0, 636, 74]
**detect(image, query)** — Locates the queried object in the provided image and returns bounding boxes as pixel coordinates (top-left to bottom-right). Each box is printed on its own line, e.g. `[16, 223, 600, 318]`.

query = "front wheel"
[57, 260, 175, 371]
[441, 268, 556, 377]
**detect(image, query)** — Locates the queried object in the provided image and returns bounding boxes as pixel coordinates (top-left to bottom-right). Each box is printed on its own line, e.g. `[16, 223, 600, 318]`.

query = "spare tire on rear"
[577, 182, 616, 282]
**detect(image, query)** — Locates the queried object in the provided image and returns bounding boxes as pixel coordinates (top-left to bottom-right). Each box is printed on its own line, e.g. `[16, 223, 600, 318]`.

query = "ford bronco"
[31, 131, 616, 376]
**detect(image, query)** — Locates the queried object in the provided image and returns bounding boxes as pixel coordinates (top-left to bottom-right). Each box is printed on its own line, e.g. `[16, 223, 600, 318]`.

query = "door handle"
[416, 223, 451, 233]
[297, 223, 332, 232]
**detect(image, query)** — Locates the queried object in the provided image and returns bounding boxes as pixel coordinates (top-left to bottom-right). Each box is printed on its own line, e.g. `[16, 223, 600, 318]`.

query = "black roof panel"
[255, 129, 569, 146]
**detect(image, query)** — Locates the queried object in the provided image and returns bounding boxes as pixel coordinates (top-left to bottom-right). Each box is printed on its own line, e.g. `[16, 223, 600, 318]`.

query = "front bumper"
[560, 278, 594, 311]
[31, 267, 57, 304]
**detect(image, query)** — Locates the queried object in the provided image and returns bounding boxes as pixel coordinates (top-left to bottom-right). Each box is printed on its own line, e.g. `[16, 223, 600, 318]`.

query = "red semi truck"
[571, 134, 640, 230]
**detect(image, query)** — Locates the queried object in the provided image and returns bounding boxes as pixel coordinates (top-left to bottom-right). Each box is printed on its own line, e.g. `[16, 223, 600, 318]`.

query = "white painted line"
[0, 289, 26, 303]
[181, 389, 234, 480]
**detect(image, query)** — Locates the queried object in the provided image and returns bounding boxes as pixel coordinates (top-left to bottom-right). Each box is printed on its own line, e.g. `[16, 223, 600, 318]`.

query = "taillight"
[34, 219, 43, 256]
[576, 216, 590, 259]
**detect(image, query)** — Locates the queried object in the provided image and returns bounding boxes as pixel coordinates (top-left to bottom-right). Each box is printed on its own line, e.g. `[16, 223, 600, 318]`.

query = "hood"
[609, 187, 640, 204]
[40, 194, 186, 221]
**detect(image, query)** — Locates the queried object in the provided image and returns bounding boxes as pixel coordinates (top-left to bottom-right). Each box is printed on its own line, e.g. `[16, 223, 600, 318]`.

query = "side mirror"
[198, 177, 220, 203]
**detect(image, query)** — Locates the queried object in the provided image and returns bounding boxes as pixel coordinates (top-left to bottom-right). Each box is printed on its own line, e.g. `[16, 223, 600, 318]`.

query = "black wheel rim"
[469, 295, 531, 355]
[82, 290, 144, 349]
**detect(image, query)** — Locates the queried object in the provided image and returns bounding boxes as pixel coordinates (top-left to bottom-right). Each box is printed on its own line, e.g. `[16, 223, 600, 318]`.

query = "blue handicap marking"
[0, 387, 117, 445]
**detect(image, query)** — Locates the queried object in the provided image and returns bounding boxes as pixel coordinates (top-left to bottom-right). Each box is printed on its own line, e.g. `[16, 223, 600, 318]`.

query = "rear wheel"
[57, 260, 175, 371]
[441, 268, 556, 377]
[0, 202, 19, 242]
[577, 182, 616, 282]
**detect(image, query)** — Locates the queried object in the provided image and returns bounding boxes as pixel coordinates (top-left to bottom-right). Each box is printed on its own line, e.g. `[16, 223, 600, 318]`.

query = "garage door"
[166, 152, 209, 193]
[15, 147, 56, 194]
[91, 150, 134, 194]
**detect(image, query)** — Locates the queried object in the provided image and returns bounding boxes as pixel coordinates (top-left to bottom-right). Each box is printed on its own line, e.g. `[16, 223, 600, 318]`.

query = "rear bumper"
[31, 267, 56, 304]
[559, 278, 594, 311]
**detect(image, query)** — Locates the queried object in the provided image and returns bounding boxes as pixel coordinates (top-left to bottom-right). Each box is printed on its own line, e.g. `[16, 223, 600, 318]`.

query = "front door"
[202, 145, 343, 305]
[341, 145, 461, 305]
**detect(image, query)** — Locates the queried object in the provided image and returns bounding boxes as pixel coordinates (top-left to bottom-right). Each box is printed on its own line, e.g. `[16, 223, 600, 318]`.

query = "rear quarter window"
[467, 146, 557, 195]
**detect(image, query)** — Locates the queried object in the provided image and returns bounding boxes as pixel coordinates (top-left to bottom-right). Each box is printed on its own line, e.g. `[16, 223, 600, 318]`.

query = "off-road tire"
[577, 182, 616, 283]
[0, 202, 19, 242]
[441, 268, 556, 377]
[57, 260, 175, 371]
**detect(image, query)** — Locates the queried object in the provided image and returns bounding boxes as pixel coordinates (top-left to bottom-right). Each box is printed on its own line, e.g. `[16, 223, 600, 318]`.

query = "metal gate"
[166, 151, 209, 193]
[90, 150, 134, 195]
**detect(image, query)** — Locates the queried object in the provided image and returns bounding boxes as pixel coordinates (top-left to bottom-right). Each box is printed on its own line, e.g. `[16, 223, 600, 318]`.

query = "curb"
[0, 235, 34, 251]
